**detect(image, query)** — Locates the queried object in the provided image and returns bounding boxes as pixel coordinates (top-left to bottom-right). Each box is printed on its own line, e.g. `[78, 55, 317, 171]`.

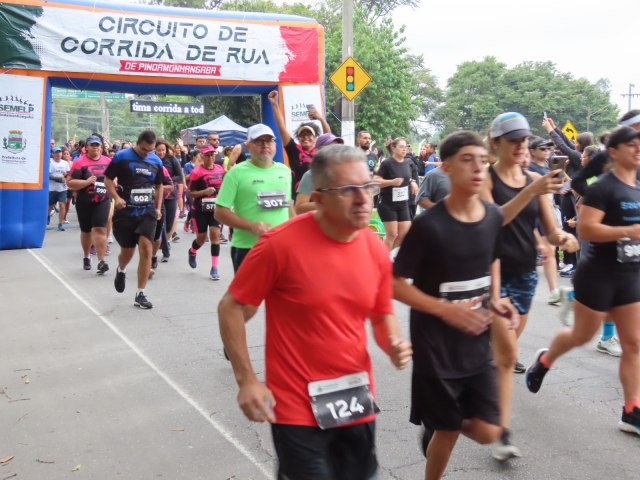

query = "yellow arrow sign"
[562, 121, 578, 144]
[329, 56, 371, 101]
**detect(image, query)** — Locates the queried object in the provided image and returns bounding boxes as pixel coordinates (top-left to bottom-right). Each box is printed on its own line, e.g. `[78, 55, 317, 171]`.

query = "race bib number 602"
[308, 372, 374, 430]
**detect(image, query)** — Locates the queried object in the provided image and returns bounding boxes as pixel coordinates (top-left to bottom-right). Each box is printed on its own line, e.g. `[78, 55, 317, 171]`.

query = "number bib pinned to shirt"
[617, 238, 640, 263]
[201, 197, 216, 212]
[308, 372, 374, 430]
[93, 181, 107, 196]
[392, 186, 409, 202]
[257, 190, 288, 210]
[129, 188, 154, 206]
[439, 276, 491, 309]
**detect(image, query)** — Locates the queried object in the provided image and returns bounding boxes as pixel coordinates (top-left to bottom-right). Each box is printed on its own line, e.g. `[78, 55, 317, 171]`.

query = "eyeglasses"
[316, 182, 380, 198]
[210, 138, 220, 142]
[251, 138, 275, 146]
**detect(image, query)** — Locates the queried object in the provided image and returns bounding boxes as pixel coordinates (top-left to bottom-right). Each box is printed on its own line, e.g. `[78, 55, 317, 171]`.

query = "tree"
[434, 57, 619, 137]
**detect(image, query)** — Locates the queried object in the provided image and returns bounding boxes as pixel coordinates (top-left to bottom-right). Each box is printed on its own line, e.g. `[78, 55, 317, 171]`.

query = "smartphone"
[549, 155, 568, 179]
[543, 111, 548, 119]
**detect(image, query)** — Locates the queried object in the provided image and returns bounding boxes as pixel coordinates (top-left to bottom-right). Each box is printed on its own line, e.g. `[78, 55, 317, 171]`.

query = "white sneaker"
[108, 236, 114, 244]
[559, 263, 574, 273]
[597, 336, 622, 357]
[491, 429, 522, 461]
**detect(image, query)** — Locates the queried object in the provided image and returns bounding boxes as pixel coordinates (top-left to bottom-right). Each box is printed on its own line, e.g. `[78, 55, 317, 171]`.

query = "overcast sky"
[393, 0, 638, 117]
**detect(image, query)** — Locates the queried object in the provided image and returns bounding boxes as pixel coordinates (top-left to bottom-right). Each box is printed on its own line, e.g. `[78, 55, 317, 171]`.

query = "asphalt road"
[1, 214, 638, 480]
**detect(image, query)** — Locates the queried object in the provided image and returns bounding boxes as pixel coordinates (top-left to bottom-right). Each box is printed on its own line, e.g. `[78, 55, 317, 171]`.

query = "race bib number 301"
[308, 372, 374, 430]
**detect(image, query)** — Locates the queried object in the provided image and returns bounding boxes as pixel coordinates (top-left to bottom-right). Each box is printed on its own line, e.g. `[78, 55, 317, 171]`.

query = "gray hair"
[311, 145, 367, 189]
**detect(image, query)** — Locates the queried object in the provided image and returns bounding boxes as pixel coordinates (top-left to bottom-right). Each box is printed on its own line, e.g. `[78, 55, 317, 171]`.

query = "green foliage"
[434, 57, 619, 138]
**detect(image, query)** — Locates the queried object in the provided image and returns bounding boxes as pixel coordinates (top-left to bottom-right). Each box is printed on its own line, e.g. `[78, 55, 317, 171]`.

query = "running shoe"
[151, 256, 158, 270]
[114, 268, 126, 293]
[513, 361, 526, 374]
[559, 263, 573, 273]
[619, 406, 640, 436]
[96, 260, 109, 275]
[90, 245, 97, 255]
[161, 255, 170, 263]
[210, 267, 220, 281]
[559, 287, 574, 326]
[171, 232, 180, 242]
[597, 336, 622, 357]
[188, 251, 197, 269]
[134, 291, 153, 309]
[83, 257, 91, 271]
[148, 268, 155, 279]
[57, 224, 65, 231]
[559, 268, 575, 278]
[220, 234, 229, 244]
[108, 236, 114, 244]
[525, 348, 550, 393]
[547, 289, 561, 305]
[178, 211, 186, 219]
[63, 219, 70, 224]
[491, 428, 522, 461]
[420, 426, 434, 458]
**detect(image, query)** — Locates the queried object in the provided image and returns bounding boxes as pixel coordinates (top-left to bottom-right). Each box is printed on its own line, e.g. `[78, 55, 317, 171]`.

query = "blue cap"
[489, 112, 532, 140]
[52, 147, 62, 153]
[86, 135, 102, 145]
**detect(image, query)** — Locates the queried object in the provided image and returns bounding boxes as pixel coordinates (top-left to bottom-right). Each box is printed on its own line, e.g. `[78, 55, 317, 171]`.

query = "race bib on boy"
[257, 190, 288, 210]
[129, 188, 153, 206]
[617, 238, 640, 263]
[308, 372, 374, 430]
[439, 276, 491, 309]
[392, 186, 409, 202]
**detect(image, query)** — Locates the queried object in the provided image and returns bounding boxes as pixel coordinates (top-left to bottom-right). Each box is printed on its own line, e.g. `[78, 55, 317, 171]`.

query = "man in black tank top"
[394, 131, 519, 480]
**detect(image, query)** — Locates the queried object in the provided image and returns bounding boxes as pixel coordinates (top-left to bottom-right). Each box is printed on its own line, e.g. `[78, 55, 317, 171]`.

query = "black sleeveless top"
[489, 166, 540, 275]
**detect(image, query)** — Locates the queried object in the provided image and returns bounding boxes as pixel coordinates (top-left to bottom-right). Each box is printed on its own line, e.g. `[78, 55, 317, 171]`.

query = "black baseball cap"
[607, 126, 640, 149]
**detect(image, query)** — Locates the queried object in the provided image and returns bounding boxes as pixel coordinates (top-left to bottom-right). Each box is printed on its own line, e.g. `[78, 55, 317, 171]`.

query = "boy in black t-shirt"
[393, 131, 519, 480]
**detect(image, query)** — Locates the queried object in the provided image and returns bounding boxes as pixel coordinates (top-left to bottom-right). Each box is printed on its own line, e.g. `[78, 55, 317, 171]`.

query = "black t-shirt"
[583, 171, 640, 268]
[284, 138, 315, 193]
[364, 151, 378, 173]
[394, 200, 503, 378]
[489, 166, 539, 275]
[377, 158, 415, 207]
[162, 155, 184, 201]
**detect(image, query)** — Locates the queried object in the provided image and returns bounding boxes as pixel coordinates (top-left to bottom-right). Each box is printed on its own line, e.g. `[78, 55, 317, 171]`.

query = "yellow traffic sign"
[562, 121, 578, 143]
[329, 56, 371, 101]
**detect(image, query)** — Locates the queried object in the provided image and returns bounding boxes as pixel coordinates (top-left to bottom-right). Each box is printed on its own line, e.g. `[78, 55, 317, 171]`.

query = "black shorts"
[231, 246, 251, 273]
[76, 201, 110, 232]
[192, 209, 220, 234]
[410, 366, 500, 431]
[377, 202, 411, 222]
[271, 422, 377, 480]
[574, 261, 640, 312]
[112, 210, 157, 248]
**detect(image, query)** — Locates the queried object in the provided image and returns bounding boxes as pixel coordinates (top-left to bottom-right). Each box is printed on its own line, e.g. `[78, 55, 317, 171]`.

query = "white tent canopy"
[181, 115, 248, 146]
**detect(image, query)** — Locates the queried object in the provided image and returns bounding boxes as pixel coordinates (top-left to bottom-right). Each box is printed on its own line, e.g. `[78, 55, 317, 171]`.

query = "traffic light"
[346, 66, 355, 92]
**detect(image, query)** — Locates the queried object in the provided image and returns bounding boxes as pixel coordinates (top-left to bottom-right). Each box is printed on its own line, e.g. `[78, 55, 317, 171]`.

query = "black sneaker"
[525, 348, 550, 393]
[188, 251, 197, 268]
[83, 257, 91, 271]
[134, 291, 153, 309]
[420, 426, 434, 458]
[151, 256, 158, 270]
[114, 268, 126, 293]
[619, 406, 640, 436]
[96, 260, 109, 275]
[514, 361, 526, 374]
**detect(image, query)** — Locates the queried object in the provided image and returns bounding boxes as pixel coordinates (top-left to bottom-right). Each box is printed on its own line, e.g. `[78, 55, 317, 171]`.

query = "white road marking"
[28, 248, 273, 479]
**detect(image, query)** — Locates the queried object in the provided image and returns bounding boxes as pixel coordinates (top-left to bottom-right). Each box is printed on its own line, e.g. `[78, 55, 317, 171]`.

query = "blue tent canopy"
[181, 115, 247, 147]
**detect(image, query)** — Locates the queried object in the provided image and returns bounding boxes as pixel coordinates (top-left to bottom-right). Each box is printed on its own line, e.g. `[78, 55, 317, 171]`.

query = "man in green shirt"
[215, 124, 295, 272]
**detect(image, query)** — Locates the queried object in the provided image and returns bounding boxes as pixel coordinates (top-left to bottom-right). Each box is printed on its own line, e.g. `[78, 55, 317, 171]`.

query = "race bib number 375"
[308, 372, 374, 430]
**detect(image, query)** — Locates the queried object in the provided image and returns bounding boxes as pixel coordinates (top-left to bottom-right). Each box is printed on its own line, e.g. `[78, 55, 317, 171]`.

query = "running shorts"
[76, 201, 110, 232]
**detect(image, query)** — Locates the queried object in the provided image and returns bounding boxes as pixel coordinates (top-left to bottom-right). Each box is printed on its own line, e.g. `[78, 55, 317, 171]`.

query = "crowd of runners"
[47, 102, 640, 479]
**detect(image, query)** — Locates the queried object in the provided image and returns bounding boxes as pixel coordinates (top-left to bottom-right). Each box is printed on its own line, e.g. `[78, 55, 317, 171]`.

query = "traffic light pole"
[341, 0, 355, 146]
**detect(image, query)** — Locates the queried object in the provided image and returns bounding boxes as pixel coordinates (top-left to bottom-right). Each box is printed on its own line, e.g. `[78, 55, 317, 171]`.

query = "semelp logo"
[0, 95, 36, 119]
[2, 130, 27, 154]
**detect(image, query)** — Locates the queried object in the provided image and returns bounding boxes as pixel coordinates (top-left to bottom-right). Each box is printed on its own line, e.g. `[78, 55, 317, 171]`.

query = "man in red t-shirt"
[219, 145, 412, 480]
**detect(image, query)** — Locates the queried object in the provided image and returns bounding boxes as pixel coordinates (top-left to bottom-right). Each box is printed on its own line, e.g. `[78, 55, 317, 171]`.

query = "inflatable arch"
[0, 0, 325, 249]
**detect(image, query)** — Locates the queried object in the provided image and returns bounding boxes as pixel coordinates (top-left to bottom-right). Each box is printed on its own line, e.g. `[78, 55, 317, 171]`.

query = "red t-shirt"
[228, 213, 393, 426]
